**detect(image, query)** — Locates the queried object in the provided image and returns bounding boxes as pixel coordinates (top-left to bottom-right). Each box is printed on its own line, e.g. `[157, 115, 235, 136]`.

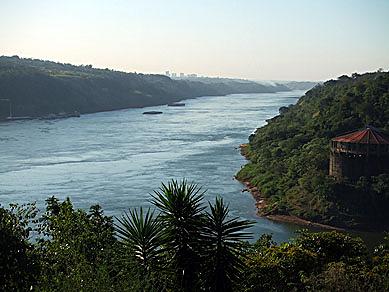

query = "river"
[0, 90, 316, 242]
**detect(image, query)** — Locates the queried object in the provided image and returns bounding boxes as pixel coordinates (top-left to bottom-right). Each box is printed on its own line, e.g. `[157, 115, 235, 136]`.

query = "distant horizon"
[4, 53, 385, 84]
[1, 0, 388, 82]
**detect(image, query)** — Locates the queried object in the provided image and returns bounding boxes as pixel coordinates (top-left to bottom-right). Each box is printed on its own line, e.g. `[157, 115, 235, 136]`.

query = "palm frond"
[150, 179, 206, 291]
[202, 196, 254, 291]
[115, 207, 165, 269]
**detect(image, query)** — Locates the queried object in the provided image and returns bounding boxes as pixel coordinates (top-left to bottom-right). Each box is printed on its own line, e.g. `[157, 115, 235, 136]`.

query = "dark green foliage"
[115, 208, 168, 291]
[0, 203, 39, 291]
[302, 233, 388, 291]
[244, 234, 318, 291]
[201, 197, 253, 292]
[243, 231, 387, 292]
[116, 208, 165, 270]
[237, 71, 389, 228]
[116, 181, 254, 291]
[294, 230, 367, 265]
[370, 233, 389, 291]
[0, 56, 289, 119]
[1, 181, 388, 291]
[304, 261, 386, 292]
[152, 180, 206, 291]
[36, 197, 118, 291]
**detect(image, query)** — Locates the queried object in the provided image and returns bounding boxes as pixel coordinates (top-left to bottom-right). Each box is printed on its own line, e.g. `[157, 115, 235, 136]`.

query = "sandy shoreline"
[238, 144, 345, 231]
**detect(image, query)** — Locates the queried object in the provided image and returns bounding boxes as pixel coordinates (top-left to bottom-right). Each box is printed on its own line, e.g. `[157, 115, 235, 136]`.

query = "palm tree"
[202, 197, 253, 292]
[115, 207, 165, 272]
[151, 179, 205, 291]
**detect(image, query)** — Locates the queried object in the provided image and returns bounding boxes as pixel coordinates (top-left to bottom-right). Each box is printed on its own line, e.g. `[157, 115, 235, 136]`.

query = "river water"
[1, 90, 310, 242]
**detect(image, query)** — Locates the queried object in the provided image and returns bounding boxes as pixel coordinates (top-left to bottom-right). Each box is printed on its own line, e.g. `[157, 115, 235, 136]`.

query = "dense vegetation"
[1, 180, 388, 291]
[237, 71, 389, 229]
[0, 56, 290, 119]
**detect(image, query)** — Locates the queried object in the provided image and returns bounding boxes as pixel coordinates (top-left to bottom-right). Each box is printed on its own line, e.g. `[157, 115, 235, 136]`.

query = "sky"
[1, 0, 389, 81]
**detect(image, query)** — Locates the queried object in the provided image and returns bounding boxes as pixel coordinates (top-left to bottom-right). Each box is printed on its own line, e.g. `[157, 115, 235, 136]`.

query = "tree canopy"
[237, 71, 389, 229]
[1, 180, 388, 291]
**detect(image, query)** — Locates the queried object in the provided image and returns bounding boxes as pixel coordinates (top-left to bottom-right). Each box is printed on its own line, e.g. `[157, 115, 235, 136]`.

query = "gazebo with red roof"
[329, 127, 389, 180]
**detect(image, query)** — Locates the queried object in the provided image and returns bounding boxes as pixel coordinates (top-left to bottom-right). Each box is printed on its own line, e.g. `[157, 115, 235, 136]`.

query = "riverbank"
[0, 56, 296, 120]
[237, 144, 345, 231]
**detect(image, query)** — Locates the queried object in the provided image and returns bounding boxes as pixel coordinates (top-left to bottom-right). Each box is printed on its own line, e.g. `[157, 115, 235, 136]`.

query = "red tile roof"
[333, 127, 389, 144]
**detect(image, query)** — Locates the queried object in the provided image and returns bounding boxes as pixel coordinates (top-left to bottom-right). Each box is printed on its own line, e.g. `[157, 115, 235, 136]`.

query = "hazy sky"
[1, 0, 389, 81]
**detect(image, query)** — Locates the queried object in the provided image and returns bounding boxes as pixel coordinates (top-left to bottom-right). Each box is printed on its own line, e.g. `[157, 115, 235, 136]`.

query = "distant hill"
[237, 71, 389, 230]
[179, 76, 291, 92]
[0, 56, 289, 119]
[283, 80, 318, 91]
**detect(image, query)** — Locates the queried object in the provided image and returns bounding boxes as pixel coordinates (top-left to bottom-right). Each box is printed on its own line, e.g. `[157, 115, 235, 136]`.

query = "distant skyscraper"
[165, 71, 170, 77]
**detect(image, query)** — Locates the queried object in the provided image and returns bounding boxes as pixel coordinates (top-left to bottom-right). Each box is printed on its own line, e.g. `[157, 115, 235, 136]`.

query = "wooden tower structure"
[329, 127, 389, 179]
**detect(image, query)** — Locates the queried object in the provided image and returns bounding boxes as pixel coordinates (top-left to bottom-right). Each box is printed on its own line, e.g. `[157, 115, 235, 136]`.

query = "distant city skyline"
[1, 0, 389, 81]
[164, 71, 199, 79]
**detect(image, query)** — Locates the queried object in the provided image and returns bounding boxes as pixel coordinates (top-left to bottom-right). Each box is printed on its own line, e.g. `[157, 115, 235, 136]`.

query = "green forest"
[0, 56, 291, 119]
[237, 71, 389, 229]
[1, 180, 388, 291]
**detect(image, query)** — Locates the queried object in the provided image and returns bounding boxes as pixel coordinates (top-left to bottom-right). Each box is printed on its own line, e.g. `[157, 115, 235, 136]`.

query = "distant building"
[180, 73, 185, 78]
[329, 127, 389, 180]
[188, 73, 197, 78]
[171, 72, 177, 78]
[165, 71, 170, 77]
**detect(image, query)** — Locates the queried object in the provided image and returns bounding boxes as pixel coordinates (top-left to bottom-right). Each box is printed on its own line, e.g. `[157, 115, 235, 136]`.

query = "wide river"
[1, 90, 308, 242]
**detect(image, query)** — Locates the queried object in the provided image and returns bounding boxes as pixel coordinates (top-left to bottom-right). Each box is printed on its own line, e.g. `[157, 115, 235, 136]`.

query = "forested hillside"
[237, 71, 389, 229]
[0, 56, 289, 119]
